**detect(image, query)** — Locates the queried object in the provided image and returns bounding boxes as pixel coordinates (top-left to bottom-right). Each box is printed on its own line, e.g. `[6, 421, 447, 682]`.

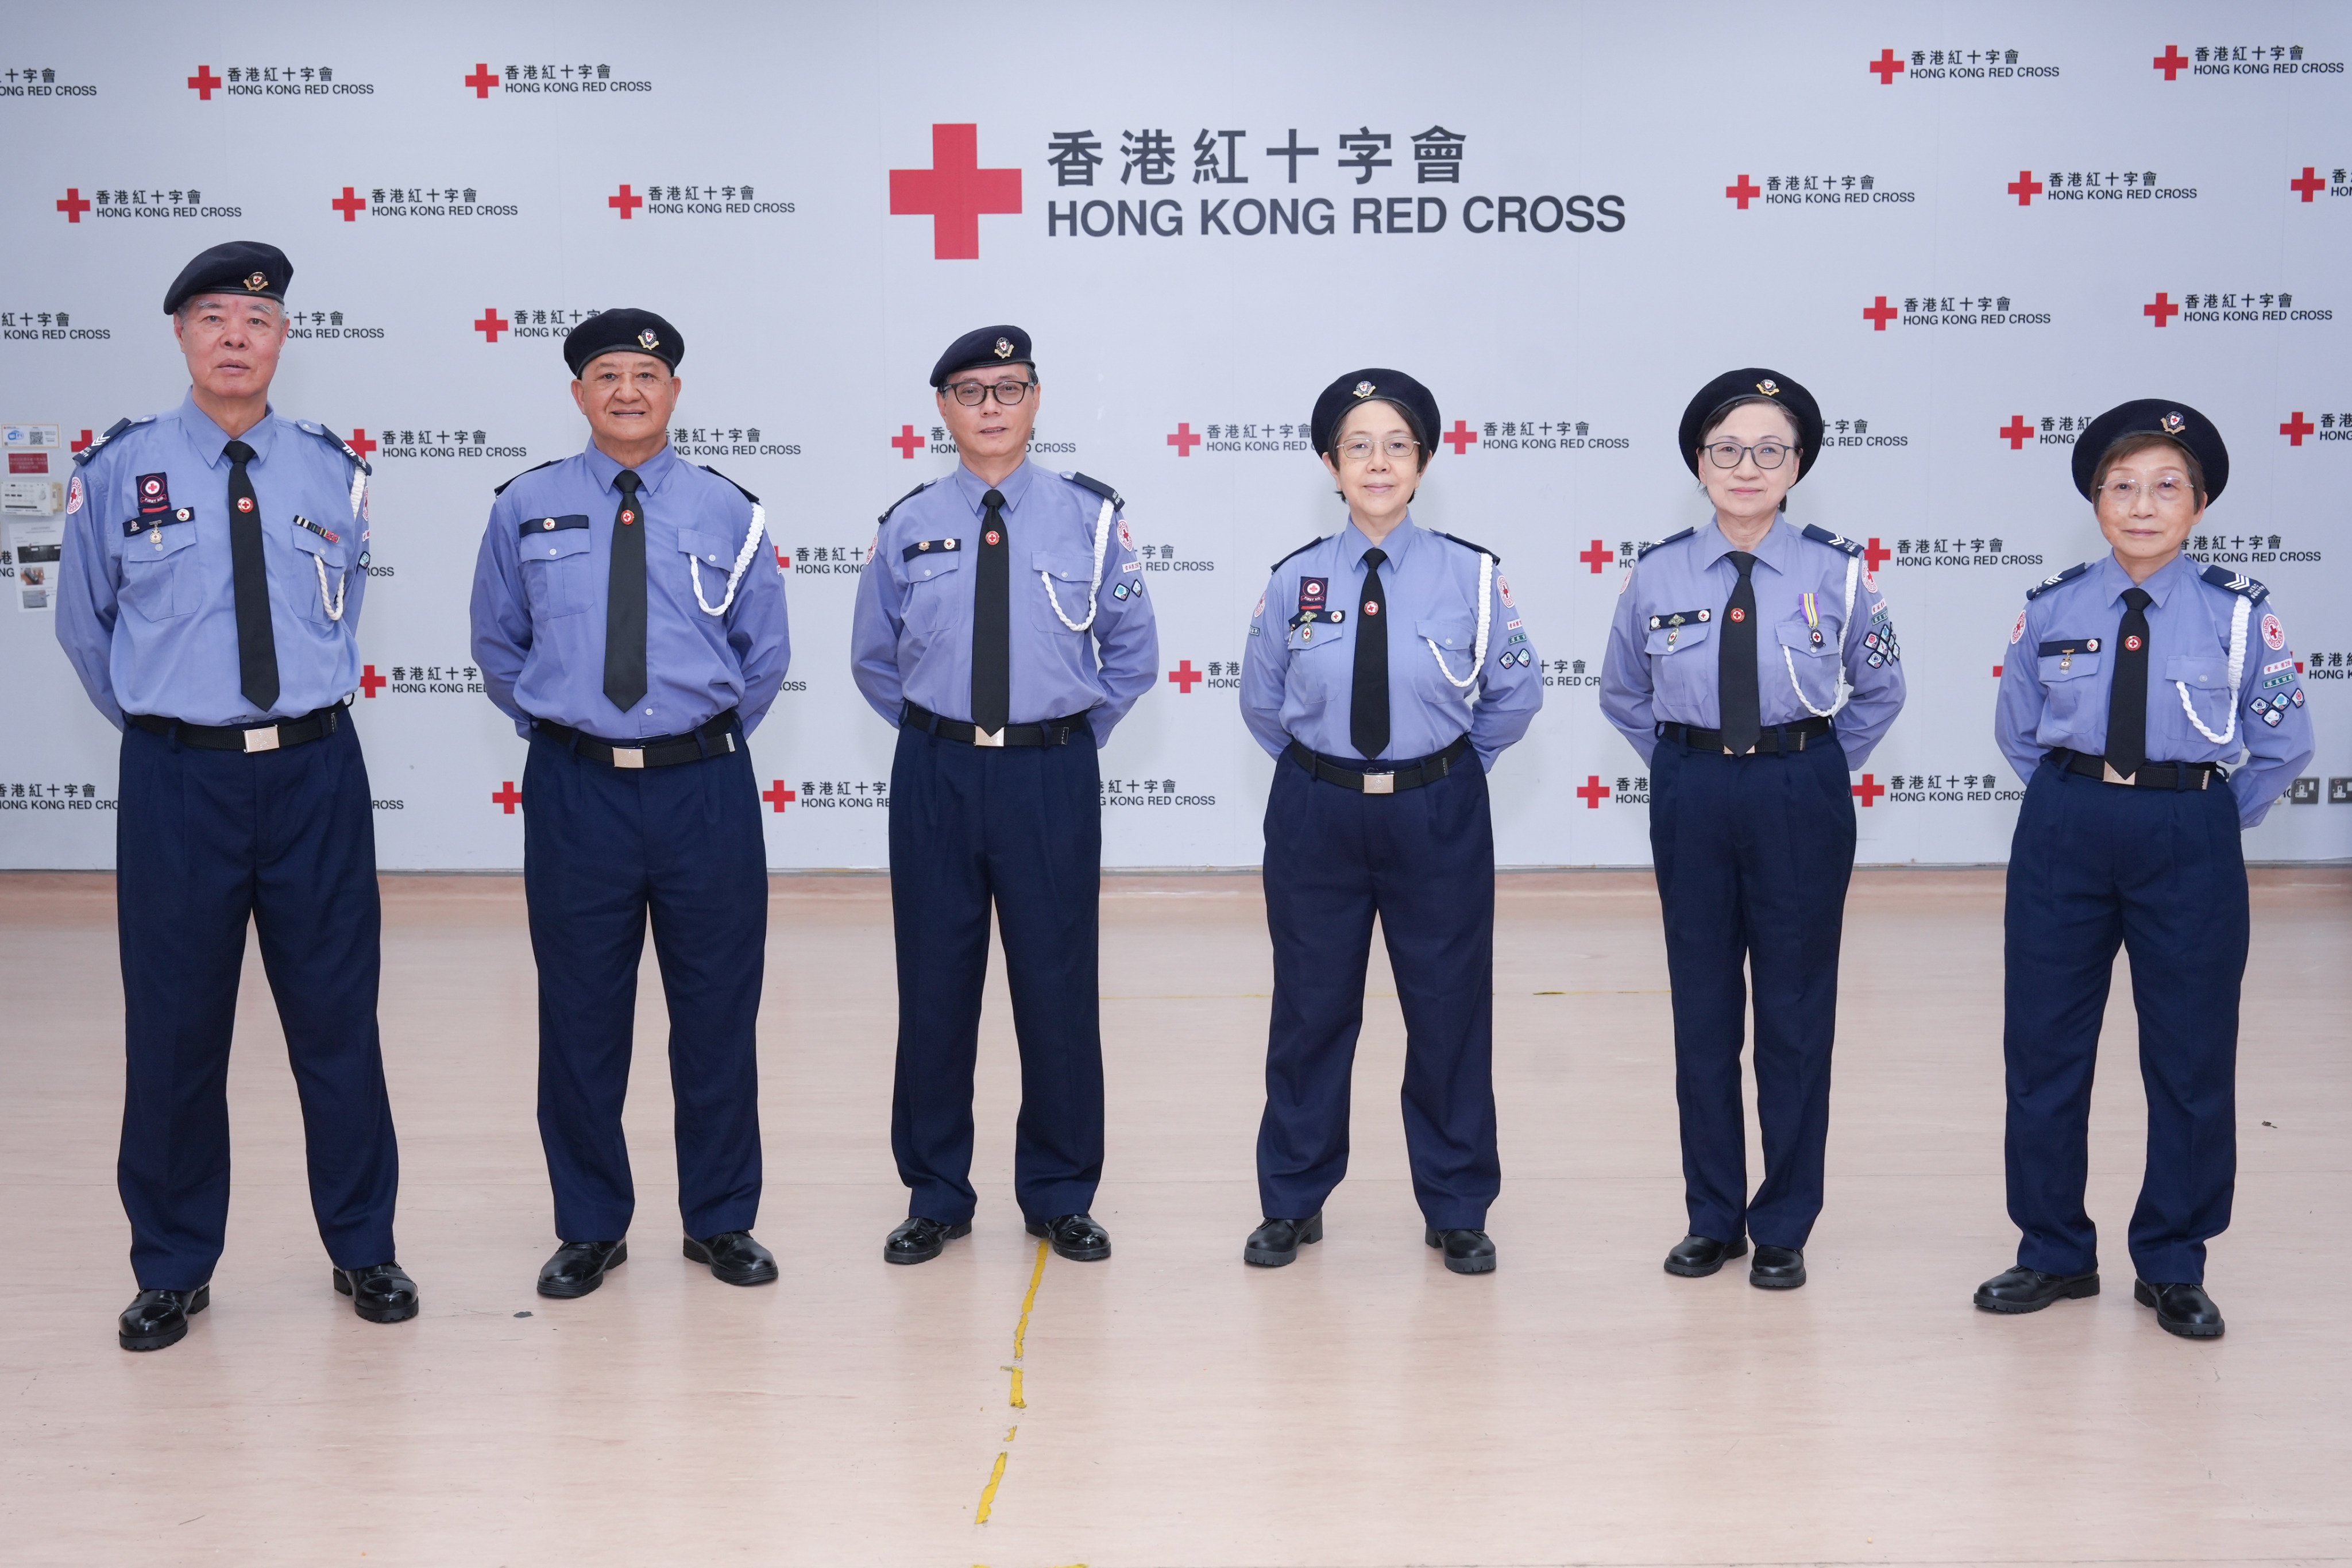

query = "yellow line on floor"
[974, 1449, 1008, 1524]
[978, 1240, 1053, 1525]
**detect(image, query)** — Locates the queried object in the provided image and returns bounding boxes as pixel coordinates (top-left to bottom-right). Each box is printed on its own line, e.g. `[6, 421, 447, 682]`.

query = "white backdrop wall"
[3, 1, 2347, 870]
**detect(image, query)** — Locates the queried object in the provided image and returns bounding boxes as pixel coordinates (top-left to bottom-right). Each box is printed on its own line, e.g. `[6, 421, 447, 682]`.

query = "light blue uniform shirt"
[1995, 552, 2313, 828]
[1601, 516, 1906, 768]
[56, 392, 372, 729]
[1239, 517, 1540, 772]
[850, 460, 1158, 745]
[469, 441, 790, 740]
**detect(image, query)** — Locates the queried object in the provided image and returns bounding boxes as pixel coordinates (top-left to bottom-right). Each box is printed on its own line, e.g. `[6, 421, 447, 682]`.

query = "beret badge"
[994, 337, 1014, 358]
[1353, 380, 1376, 399]
[244, 271, 269, 292]
[638, 328, 660, 350]
[2160, 411, 2185, 434]
[1755, 377, 1780, 395]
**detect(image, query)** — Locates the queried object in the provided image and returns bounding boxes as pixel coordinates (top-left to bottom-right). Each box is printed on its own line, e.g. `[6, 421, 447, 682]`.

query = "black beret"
[163, 241, 291, 314]
[2072, 399, 2229, 503]
[565, 308, 683, 377]
[1678, 368, 1824, 482]
[930, 325, 1033, 388]
[1310, 369, 1439, 459]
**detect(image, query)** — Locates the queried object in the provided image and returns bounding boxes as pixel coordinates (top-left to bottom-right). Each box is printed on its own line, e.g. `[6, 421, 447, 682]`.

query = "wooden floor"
[2, 868, 2347, 1568]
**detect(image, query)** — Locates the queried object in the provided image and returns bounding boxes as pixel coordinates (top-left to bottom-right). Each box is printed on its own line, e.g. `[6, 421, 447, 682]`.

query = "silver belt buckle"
[2102, 760, 2132, 785]
[612, 747, 646, 769]
[1361, 771, 1395, 795]
[242, 725, 282, 754]
[974, 727, 1006, 748]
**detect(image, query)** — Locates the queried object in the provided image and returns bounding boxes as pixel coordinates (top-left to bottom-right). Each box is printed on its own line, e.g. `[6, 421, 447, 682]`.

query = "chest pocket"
[678, 528, 734, 597]
[119, 523, 201, 622]
[2164, 653, 2233, 730]
[901, 547, 962, 632]
[2037, 650, 2103, 723]
[1775, 617, 1840, 657]
[289, 523, 351, 627]
[1030, 550, 1095, 631]
[1416, 614, 1479, 684]
[520, 523, 593, 619]
[1646, 617, 1713, 708]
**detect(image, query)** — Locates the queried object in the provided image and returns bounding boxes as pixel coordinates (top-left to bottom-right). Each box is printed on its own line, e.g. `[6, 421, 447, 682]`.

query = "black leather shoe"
[1424, 1227, 1497, 1275]
[118, 1285, 209, 1351]
[1974, 1265, 2099, 1314]
[684, 1230, 778, 1286]
[332, 1262, 420, 1323]
[2135, 1278, 2225, 1338]
[1664, 1233, 1748, 1277]
[1243, 1211, 1324, 1266]
[1750, 1244, 1806, 1289]
[1027, 1212, 1112, 1261]
[884, 1216, 971, 1265]
[537, 1239, 627, 1299]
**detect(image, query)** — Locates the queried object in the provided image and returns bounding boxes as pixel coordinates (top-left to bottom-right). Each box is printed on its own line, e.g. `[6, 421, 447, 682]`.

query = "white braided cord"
[2175, 590, 2248, 747]
[1040, 496, 1114, 632]
[1423, 551, 1494, 690]
[1781, 553, 1861, 719]
[313, 553, 347, 621]
[690, 501, 769, 617]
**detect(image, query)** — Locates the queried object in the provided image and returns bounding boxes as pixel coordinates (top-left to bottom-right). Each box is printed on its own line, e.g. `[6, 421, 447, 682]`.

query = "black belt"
[129, 705, 342, 754]
[532, 710, 740, 768]
[2047, 748, 2220, 791]
[902, 702, 1091, 748]
[1285, 735, 1472, 795]
[1658, 716, 1834, 756]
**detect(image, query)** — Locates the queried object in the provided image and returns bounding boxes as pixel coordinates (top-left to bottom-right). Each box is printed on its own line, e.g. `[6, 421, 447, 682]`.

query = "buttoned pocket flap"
[2164, 655, 2229, 690]
[1646, 621, 1711, 655]
[1415, 615, 1477, 651]
[906, 550, 961, 582]
[1776, 618, 1838, 655]
[126, 524, 199, 562]
[1288, 622, 1342, 652]
[678, 528, 733, 567]
[2038, 652, 2101, 681]
[1032, 551, 1091, 583]
[524, 530, 592, 563]
[289, 520, 349, 567]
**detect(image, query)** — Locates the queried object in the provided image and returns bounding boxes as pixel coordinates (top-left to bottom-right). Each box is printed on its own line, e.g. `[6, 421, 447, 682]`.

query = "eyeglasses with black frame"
[943, 377, 1036, 407]
[1703, 438, 1796, 470]
[1336, 436, 1422, 463]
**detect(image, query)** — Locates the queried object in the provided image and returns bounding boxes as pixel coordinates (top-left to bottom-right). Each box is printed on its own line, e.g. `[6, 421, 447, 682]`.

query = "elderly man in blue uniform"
[470, 310, 790, 1299]
[1600, 368, 1905, 1292]
[1975, 401, 2311, 1339]
[850, 325, 1157, 1265]
[1238, 369, 1540, 1275]
[55, 241, 414, 1351]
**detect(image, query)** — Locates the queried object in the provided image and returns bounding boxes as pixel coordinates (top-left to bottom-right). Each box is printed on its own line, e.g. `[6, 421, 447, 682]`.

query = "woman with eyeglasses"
[1599, 368, 1907, 1291]
[1972, 401, 2309, 1341]
[1235, 369, 1542, 1275]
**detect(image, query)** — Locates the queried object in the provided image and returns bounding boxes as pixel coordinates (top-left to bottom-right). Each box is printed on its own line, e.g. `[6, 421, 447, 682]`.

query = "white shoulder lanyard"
[1423, 551, 1494, 692]
[2176, 591, 2249, 746]
[689, 501, 770, 617]
[311, 470, 368, 623]
[1041, 496, 1115, 632]
[1781, 553, 1860, 717]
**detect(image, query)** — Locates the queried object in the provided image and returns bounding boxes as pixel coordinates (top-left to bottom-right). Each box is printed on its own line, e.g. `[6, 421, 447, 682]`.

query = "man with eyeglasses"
[851, 325, 1157, 1266]
[1974, 400, 2309, 1340]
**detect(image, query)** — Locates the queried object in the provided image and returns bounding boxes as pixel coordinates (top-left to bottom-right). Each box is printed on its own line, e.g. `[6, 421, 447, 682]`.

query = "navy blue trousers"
[2003, 760, 2246, 1284]
[1648, 733, 1855, 1249]
[116, 716, 398, 1290]
[888, 724, 1104, 1225]
[1257, 755, 1499, 1230]
[522, 731, 766, 1243]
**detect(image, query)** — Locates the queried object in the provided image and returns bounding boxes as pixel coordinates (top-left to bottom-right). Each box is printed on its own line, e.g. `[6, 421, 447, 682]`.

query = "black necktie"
[2106, 586, 2154, 778]
[222, 439, 280, 711]
[1351, 546, 1391, 759]
[603, 469, 647, 712]
[971, 488, 1010, 735]
[1718, 550, 1760, 754]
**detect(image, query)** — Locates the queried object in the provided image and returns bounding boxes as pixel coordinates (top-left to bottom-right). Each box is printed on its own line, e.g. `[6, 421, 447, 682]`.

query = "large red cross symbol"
[2153, 46, 2189, 80]
[2291, 166, 2326, 202]
[492, 781, 523, 814]
[1575, 775, 1609, 809]
[890, 424, 924, 458]
[332, 186, 367, 222]
[55, 188, 91, 223]
[1442, 420, 1478, 455]
[762, 781, 797, 813]
[1863, 537, 1891, 573]
[1867, 49, 1905, 84]
[70, 429, 95, 454]
[1578, 540, 1615, 574]
[1999, 416, 2034, 450]
[1167, 422, 1201, 456]
[465, 63, 500, 98]
[2144, 292, 2180, 327]
[609, 184, 644, 219]
[1167, 661, 1203, 693]
[474, 308, 510, 342]
[889, 123, 1022, 261]
[1725, 173, 1761, 209]
[1852, 774, 1885, 806]
[187, 64, 222, 100]
[346, 428, 378, 459]
[358, 664, 387, 698]
[1863, 295, 1898, 330]
[2281, 411, 2315, 446]
[2007, 170, 2044, 206]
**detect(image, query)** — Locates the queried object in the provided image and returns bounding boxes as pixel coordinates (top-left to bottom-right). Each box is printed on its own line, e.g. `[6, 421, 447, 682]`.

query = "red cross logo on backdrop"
[2144, 291, 2180, 327]
[1863, 295, 1898, 330]
[1167, 661, 1203, 693]
[474, 308, 510, 342]
[1852, 774, 1885, 806]
[889, 123, 1021, 260]
[1992, 663, 2004, 677]
[1999, 416, 2034, 450]
[2007, 170, 2044, 206]
[187, 64, 222, 99]
[331, 186, 367, 221]
[70, 429, 95, 454]
[609, 184, 644, 219]
[1578, 540, 1615, 574]
[2153, 45, 2189, 80]
[890, 424, 924, 458]
[492, 781, 523, 814]
[1575, 776, 1609, 809]
[1867, 49, 1905, 84]
[2281, 411, 2315, 446]
[1725, 174, 1761, 209]
[1863, 538, 1891, 572]
[2291, 166, 2326, 202]
[773, 546, 791, 571]
[1166, 422, 1201, 456]
[465, 63, 499, 98]
[56, 188, 91, 223]
[358, 665, 387, 698]
[346, 428, 377, 459]
[1442, 420, 1478, 455]
[761, 781, 797, 813]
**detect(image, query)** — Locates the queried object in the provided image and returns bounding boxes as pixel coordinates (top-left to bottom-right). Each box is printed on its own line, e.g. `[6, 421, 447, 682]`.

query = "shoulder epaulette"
[1063, 470, 1123, 510]
[71, 416, 147, 467]
[877, 480, 933, 528]
[493, 458, 561, 497]
[1437, 531, 1499, 562]
[2198, 563, 2270, 603]
[2025, 561, 2092, 601]
[294, 420, 372, 475]
[1800, 523, 1865, 558]
[698, 464, 759, 505]
[1270, 535, 1328, 574]
[1635, 527, 1696, 561]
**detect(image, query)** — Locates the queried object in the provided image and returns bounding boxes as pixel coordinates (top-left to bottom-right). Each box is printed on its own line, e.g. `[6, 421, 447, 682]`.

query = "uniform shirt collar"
[1695, 515, 1798, 574]
[581, 437, 679, 496]
[2093, 549, 2193, 608]
[1343, 515, 1420, 570]
[952, 458, 1035, 515]
[177, 389, 277, 468]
